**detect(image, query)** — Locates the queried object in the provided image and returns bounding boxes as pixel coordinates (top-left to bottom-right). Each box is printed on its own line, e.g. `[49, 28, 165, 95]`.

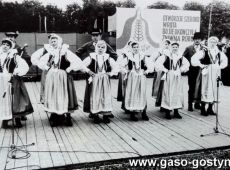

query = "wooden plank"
[0, 129, 12, 170]
[27, 82, 54, 168]
[58, 127, 80, 164]
[74, 111, 112, 162]
[0, 79, 229, 169]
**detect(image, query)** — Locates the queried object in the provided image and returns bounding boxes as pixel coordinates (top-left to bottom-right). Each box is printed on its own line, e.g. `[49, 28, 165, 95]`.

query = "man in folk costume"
[191, 36, 228, 116]
[83, 40, 119, 124]
[155, 42, 190, 119]
[37, 34, 88, 127]
[122, 42, 154, 121]
[117, 41, 133, 102]
[183, 32, 204, 111]
[76, 28, 118, 61]
[152, 39, 171, 109]
[0, 38, 33, 128]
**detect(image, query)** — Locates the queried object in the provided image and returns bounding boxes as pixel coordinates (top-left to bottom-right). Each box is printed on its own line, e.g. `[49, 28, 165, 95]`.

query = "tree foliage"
[0, 0, 229, 39]
[147, 1, 179, 10]
[204, 1, 230, 39]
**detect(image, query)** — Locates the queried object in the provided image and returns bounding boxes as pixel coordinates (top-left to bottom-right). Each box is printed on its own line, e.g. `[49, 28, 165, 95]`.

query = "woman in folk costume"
[152, 39, 171, 108]
[38, 34, 87, 127]
[191, 36, 228, 116]
[83, 40, 119, 124]
[155, 42, 190, 119]
[122, 42, 153, 121]
[117, 41, 133, 102]
[0, 38, 33, 128]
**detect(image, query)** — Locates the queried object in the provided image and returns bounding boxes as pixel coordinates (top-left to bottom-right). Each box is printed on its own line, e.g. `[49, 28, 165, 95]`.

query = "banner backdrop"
[116, 8, 200, 57]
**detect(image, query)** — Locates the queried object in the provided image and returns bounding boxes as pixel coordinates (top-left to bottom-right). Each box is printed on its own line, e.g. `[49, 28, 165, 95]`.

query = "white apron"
[161, 70, 184, 110]
[90, 72, 112, 114]
[44, 69, 69, 114]
[201, 65, 220, 103]
[90, 73, 112, 114]
[124, 70, 147, 111]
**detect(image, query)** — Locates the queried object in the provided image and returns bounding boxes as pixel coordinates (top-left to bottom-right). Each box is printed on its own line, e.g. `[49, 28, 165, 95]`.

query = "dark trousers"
[188, 68, 199, 104]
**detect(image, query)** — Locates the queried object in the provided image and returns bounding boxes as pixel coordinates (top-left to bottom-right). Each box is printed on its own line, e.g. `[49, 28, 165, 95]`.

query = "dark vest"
[43, 48, 70, 70]
[88, 57, 111, 73]
[200, 50, 220, 65]
[163, 56, 183, 70]
[127, 55, 147, 71]
[0, 55, 16, 73]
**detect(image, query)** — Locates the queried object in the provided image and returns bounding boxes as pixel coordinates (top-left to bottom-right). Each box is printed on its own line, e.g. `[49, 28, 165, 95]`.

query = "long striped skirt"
[124, 71, 147, 112]
[117, 72, 126, 102]
[12, 76, 33, 117]
[152, 71, 162, 97]
[40, 70, 48, 104]
[0, 74, 33, 120]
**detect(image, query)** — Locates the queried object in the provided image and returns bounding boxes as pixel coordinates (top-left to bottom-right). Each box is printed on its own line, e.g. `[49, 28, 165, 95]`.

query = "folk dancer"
[5, 30, 32, 121]
[155, 42, 190, 119]
[152, 39, 171, 108]
[117, 41, 133, 102]
[191, 36, 228, 116]
[37, 34, 88, 126]
[122, 42, 153, 121]
[83, 40, 119, 124]
[0, 38, 33, 128]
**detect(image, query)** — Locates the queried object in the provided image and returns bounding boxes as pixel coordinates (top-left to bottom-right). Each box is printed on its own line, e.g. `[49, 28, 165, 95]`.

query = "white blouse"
[36, 44, 87, 72]
[191, 47, 228, 69]
[83, 52, 119, 75]
[155, 52, 190, 73]
[0, 49, 29, 76]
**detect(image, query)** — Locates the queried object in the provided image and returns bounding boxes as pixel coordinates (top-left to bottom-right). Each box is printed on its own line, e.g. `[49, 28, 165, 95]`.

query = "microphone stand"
[200, 76, 230, 137]
[10, 76, 16, 158]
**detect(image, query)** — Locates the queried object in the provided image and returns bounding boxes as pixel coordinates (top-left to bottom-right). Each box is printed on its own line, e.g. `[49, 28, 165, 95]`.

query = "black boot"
[142, 110, 149, 121]
[21, 116, 27, 121]
[174, 109, 182, 119]
[125, 109, 131, 114]
[207, 104, 216, 115]
[65, 113, 73, 126]
[107, 114, 114, 118]
[93, 115, 101, 124]
[160, 107, 165, 112]
[188, 102, 193, 111]
[130, 113, 138, 121]
[103, 115, 111, 124]
[49, 113, 59, 127]
[1, 120, 9, 129]
[88, 113, 94, 119]
[201, 103, 208, 116]
[15, 118, 23, 128]
[194, 103, 201, 110]
[165, 110, 171, 120]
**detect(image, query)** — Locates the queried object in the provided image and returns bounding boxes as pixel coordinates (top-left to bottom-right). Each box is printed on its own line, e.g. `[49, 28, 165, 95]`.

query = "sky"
[2, 0, 230, 10]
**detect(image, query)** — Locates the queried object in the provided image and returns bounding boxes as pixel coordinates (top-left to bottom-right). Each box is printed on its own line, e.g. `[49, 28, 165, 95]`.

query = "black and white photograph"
[0, 0, 230, 169]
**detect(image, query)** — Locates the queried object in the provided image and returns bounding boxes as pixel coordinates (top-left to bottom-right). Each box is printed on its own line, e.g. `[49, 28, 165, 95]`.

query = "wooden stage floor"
[0, 77, 230, 169]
